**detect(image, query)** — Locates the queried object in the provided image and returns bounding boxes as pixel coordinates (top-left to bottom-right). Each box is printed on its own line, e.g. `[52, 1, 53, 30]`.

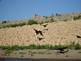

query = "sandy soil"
[0, 20, 81, 46]
[0, 20, 81, 59]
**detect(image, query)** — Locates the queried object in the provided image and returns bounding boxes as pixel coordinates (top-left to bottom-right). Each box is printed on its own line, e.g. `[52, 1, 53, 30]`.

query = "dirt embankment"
[0, 20, 81, 46]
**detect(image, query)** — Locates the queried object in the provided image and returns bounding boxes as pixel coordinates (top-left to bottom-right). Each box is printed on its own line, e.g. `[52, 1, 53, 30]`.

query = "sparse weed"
[68, 41, 81, 50]
[73, 15, 81, 20]
[0, 22, 26, 29]
[4, 49, 13, 56]
[0, 43, 81, 51]
[27, 20, 38, 25]
[74, 43, 81, 50]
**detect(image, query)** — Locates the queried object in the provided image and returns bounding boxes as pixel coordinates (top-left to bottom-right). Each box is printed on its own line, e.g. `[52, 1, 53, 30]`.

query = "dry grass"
[0, 20, 81, 46]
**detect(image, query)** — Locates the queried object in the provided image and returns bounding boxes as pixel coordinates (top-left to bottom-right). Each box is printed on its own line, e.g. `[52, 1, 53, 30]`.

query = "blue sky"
[0, 0, 81, 20]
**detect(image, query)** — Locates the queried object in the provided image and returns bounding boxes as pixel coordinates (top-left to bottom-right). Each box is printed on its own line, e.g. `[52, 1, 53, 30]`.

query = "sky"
[0, 0, 81, 20]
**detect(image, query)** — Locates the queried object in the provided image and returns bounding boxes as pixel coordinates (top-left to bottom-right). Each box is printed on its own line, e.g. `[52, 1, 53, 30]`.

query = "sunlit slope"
[0, 20, 81, 46]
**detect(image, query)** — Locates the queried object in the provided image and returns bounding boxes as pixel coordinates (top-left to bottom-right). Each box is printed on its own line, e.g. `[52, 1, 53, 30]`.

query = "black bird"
[33, 28, 43, 36]
[76, 35, 81, 38]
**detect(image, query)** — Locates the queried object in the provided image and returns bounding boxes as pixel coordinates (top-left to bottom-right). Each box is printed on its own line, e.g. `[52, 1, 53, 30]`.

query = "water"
[0, 58, 81, 61]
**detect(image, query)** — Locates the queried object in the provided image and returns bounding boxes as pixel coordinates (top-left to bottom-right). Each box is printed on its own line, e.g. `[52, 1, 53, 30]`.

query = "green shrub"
[28, 44, 37, 49]
[9, 22, 26, 27]
[50, 18, 54, 22]
[49, 45, 54, 49]
[0, 43, 81, 50]
[2, 21, 7, 24]
[37, 45, 50, 49]
[4, 49, 13, 56]
[73, 15, 81, 20]
[74, 43, 81, 50]
[68, 41, 81, 50]
[27, 20, 38, 25]
[53, 45, 68, 50]
[0, 22, 26, 29]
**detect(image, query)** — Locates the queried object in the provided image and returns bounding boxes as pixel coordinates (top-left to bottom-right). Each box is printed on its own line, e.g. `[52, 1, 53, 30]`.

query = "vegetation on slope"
[0, 13, 81, 29]
[27, 20, 38, 25]
[0, 42, 81, 50]
[0, 42, 81, 55]
[0, 20, 38, 29]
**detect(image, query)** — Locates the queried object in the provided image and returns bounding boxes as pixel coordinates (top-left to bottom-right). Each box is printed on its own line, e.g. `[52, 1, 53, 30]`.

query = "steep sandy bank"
[0, 20, 81, 46]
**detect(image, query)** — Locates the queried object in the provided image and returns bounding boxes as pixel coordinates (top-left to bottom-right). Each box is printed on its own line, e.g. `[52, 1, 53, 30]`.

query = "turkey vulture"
[33, 28, 43, 36]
